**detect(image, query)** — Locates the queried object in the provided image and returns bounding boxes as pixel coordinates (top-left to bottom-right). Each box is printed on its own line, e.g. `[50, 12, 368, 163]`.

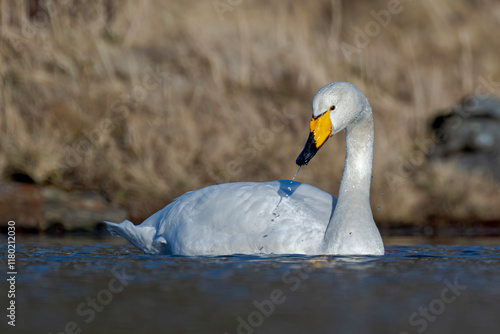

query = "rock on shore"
[0, 182, 127, 232]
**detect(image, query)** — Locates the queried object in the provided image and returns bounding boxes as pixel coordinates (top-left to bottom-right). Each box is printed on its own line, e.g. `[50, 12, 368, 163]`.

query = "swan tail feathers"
[105, 220, 168, 255]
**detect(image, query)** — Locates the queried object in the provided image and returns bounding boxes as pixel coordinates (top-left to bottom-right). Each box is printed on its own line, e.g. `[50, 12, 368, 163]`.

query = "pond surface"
[1, 236, 500, 334]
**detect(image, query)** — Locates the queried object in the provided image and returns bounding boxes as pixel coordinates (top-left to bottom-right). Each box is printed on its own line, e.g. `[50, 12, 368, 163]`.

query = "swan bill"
[296, 110, 332, 166]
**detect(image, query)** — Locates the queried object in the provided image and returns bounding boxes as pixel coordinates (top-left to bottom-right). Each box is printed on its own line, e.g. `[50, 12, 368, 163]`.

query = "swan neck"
[323, 106, 374, 246]
[321, 106, 376, 253]
[339, 112, 374, 198]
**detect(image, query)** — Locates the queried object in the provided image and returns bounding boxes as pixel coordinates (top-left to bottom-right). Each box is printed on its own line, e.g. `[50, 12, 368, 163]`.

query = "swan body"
[107, 180, 335, 255]
[107, 82, 385, 256]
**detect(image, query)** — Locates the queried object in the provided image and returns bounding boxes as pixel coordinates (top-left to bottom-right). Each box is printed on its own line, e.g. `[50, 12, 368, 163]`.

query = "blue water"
[1, 236, 500, 334]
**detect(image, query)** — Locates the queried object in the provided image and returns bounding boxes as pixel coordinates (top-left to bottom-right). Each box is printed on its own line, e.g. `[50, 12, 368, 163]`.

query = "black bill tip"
[296, 132, 320, 166]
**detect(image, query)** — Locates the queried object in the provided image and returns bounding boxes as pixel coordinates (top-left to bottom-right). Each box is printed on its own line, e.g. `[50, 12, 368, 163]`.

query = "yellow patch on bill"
[309, 109, 332, 148]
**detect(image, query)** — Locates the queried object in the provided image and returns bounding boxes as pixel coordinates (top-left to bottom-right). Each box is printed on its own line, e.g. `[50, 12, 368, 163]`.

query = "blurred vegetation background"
[1, 0, 499, 228]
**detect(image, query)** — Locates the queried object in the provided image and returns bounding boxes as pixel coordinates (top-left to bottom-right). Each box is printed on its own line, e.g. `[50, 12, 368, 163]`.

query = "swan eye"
[330, 105, 336, 111]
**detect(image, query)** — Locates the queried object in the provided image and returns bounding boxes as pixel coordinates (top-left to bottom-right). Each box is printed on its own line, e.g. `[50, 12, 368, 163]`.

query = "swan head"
[296, 82, 369, 166]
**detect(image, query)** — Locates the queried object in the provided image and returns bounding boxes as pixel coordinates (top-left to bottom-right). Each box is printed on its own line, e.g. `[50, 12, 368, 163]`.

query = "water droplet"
[273, 197, 283, 211]
[292, 166, 301, 181]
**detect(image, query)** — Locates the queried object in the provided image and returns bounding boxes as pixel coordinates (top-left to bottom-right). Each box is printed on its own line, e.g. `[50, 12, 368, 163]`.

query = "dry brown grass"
[1, 0, 499, 224]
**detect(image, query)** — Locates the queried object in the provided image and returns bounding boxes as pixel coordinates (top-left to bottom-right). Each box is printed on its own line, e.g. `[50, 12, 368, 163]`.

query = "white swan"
[106, 82, 384, 256]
